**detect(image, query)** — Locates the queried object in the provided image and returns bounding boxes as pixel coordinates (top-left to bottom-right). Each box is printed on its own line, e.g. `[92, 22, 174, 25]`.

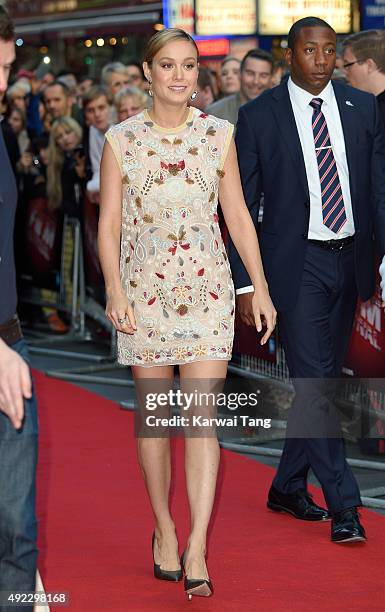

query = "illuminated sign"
[196, 38, 230, 57]
[163, 0, 194, 33]
[258, 0, 351, 35]
[195, 0, 256, 36]
[361, 0, 385, 29]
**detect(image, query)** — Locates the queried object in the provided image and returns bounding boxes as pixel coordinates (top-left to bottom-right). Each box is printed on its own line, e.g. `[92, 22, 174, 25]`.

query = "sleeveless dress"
[105, 106, 235, 367]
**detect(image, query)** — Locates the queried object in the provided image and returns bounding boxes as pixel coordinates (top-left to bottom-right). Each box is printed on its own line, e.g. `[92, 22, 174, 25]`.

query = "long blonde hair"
[47, 116, 82, 211]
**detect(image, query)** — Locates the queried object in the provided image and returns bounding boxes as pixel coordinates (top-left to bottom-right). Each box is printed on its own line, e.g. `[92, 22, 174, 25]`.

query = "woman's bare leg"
[132, 364, 180, 570]
[179, 359, 228, 580]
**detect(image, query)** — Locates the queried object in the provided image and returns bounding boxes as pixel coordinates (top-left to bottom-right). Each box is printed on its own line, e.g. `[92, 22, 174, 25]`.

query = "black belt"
[0, 315, 23, 346]
[308, 235, 355, 251]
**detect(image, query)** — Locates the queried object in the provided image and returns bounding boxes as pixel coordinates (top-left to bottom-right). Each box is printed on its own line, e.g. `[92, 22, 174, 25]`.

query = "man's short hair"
[114, 85, 149, 108]
[101, 62, 127, 87]
[126, 60, 145, 79]
[79, 75, 95, 85]
[288, 17, 335, 51]
[241, 49, 274, 73]
[197, 66, 215, 92]
[43, 80, 71, 99]
[0, 6, 14, 42]
[82, 85, 109, 109]
[342, 30, 385, 74]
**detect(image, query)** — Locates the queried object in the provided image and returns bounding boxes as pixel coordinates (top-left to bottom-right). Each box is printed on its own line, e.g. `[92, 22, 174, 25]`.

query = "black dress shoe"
[152, 533, 183, 581]
[331, 508, 366, 543]
[267, 486, 330, 521]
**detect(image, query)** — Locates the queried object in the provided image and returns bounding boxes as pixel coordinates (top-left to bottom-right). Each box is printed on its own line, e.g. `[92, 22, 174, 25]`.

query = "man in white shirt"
[231, 17, 385, 543]
[82, 85, 111, 203]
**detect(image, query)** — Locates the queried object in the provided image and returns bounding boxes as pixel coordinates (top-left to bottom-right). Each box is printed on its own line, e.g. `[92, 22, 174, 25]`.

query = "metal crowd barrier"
[21, 215, 134, 387]
[22, 216, 114, 363]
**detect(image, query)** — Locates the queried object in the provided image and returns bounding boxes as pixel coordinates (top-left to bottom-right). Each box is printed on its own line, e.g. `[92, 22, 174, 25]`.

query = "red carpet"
[34, 370, 385, 611]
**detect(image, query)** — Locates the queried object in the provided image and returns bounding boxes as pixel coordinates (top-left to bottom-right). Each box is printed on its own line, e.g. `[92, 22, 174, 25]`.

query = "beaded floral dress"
[105, 106, 235, 367]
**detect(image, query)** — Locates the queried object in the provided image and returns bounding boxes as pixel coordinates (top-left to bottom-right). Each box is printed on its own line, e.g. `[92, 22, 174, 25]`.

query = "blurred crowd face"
[144, 40, 198, 108]
[342, 45, 368, 91]
[38, 145, 49, 166]
[84, 94, 110, 132]
[126, 64, 144, 88]
[77, 78, 93, 97]
[286, 26, 336, 95]
[241, 57, 273, 101]
[107, 71, 130, 96]
[40, 71, 55, 91]
[44, 84, 71, 119]
[54, 125, 80, 152]
[10, 88, 26, 112]
[0, 38, 15, 94]
[117, 94, 143, 122]
[8, 108, 24, 133]
[220, 59, 240, 95]
[271, 65, 286, 87]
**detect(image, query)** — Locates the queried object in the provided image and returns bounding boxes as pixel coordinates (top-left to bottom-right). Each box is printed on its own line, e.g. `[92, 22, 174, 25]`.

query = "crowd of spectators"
[3, 31, 384, 332]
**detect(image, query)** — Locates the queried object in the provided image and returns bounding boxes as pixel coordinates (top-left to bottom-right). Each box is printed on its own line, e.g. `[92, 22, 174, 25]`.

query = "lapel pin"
[345, 100, 354, 106]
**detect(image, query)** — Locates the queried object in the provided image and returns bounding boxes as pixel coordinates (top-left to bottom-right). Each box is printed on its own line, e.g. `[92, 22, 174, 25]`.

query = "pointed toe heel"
[184, 577, 213, 600]
[181, 550, 213, 600]
[152, 532, 183, 582]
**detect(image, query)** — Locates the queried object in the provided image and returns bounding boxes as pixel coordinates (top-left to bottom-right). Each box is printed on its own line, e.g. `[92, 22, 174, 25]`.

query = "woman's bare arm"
[98, 141, 136, 333]
[219, 139, 276, 342]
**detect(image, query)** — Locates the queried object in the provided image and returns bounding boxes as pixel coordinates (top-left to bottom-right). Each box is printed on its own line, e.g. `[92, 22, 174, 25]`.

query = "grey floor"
[26, 327, 385, 517]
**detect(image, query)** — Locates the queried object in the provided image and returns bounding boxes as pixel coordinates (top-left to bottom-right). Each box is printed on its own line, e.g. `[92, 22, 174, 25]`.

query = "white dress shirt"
[86, 124, 107, 194]
[236, 77, 355, 295]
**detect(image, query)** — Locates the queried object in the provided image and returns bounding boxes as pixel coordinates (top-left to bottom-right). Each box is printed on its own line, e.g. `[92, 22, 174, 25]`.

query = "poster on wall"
[344, 269, 385, 378]
[258, 0, 351, 35]
[195, 0, 256, 36]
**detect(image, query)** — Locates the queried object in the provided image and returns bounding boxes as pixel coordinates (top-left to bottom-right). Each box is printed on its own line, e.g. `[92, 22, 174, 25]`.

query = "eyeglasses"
[343, 60, 364, 70]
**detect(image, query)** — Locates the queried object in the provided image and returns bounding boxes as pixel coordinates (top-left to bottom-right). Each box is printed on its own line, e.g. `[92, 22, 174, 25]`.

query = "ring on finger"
[118, 317, 127, 324]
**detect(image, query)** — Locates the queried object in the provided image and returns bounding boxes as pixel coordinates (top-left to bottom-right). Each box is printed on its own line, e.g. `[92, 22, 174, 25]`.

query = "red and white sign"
[344, 270, 385, 377]
[196, 38, 230, 57]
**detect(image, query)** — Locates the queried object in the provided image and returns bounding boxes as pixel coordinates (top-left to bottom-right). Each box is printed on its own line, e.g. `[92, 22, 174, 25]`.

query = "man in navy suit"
[231, 17, 385, 542]
[0, 6, 39, 602]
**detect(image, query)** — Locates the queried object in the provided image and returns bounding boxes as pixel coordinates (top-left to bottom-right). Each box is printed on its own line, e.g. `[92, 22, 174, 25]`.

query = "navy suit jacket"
[230, 80, 385, 311]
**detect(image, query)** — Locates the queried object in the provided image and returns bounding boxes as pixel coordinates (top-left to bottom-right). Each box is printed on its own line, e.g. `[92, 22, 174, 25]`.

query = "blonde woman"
[114, 85, 150, 123]
[219, 56, 241, 96]
[98, 28, 276, 600]
[47, 116, 83, 212]
[46, 117, 84, 328]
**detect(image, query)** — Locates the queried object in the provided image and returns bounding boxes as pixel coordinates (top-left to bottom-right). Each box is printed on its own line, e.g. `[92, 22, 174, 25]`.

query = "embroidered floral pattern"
[105, 107, 234, 367]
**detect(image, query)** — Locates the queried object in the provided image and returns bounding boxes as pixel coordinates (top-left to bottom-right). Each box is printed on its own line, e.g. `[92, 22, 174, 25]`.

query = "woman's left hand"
[251, 288, 277, 345]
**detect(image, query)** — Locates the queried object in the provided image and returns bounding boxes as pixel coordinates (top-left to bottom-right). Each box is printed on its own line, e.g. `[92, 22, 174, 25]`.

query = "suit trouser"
[272, 242, 362, 512]
[0, 339, 38, 612]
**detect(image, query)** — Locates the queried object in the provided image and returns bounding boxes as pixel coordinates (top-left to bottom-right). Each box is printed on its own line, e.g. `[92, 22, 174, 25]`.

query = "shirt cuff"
[236, 285, 254, 295]
[380, 255, 385, 301]
[86, 176, 100, 193]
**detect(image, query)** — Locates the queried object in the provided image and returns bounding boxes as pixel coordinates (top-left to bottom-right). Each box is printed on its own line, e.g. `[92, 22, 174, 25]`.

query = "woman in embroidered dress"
[98, 28, 276, 600]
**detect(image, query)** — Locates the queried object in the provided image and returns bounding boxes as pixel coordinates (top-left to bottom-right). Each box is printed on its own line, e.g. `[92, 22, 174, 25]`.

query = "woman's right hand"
[105, 289, 137, 334]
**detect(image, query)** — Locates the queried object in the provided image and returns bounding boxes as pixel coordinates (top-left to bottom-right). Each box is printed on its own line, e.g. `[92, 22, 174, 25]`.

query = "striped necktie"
[309, 97, 347, 234]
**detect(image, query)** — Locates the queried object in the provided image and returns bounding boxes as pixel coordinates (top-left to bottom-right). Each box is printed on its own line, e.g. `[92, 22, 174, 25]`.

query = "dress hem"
[118, 355, 232, 368]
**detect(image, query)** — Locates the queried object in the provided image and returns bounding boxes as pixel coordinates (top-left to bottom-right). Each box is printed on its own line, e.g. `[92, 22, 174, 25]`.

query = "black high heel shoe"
[152, 532, 183, 582]
[181, 551, 214, 600]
